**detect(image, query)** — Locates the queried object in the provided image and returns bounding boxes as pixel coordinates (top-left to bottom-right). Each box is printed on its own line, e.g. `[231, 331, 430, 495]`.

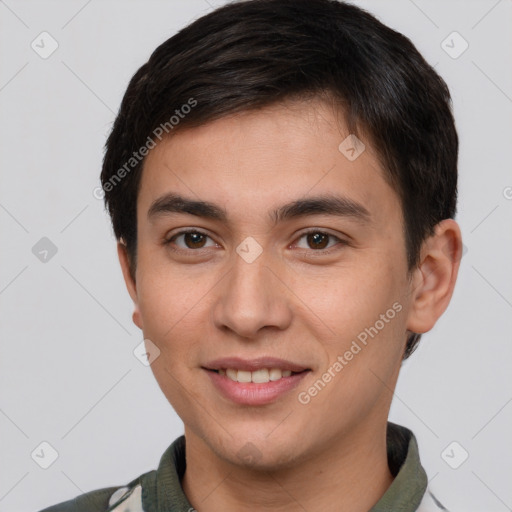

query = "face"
[122, 99, 419, 470]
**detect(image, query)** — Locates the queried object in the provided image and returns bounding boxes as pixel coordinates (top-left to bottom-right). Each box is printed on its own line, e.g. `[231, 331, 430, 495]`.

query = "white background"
[0, 1, 511, 511]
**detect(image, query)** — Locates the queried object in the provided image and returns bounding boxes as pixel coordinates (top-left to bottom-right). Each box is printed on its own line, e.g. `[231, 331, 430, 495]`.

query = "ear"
[406, 219, 463, 335]
[117, 241, 143, 330]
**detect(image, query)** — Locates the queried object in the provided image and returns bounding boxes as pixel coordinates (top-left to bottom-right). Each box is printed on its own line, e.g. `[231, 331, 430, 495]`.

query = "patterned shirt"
[39, 422, 448, 512]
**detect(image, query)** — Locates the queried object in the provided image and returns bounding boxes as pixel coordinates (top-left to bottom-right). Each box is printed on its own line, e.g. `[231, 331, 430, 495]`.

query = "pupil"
[186, 233, 205, 248]
[183, 233, 329, 250]
[308, 233, 328, 249]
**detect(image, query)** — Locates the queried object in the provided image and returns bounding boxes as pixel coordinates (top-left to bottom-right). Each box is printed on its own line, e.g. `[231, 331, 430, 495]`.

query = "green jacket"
[39, 422, 448, 511]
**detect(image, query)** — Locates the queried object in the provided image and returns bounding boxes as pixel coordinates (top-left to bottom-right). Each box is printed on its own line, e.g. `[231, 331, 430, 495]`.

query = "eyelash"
[164, 228, 348, 255]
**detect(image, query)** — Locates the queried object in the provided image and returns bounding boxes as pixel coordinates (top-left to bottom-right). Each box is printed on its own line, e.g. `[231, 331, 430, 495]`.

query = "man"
[41, 0, 462, 510]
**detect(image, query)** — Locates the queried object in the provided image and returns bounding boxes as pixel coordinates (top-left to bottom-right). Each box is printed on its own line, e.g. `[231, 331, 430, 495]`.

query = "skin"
[118, 98, 462, 511]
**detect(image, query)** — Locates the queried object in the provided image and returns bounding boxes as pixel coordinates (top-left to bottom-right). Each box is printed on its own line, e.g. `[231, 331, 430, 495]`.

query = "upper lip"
[203, 357, 310, 372]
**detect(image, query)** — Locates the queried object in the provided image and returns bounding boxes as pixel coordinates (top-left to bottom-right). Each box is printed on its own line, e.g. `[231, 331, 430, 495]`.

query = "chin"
[214, 433, 303, 472]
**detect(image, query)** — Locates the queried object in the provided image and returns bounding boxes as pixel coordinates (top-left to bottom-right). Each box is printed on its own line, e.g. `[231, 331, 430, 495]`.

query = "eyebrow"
[147, 192, 371, 225]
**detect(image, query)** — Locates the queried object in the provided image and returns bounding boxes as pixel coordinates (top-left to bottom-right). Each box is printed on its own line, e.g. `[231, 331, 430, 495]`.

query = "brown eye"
[182, 232, 207, 249]
[294, 230, 347, 253]
[165, 230, 216, 250]
[306, 232, 329, 250]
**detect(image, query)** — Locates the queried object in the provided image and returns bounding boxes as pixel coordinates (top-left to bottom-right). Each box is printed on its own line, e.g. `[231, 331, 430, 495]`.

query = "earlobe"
[117, 241, 143, 330]
[406, 219, 463, 335]
[132, 309, 142, 330]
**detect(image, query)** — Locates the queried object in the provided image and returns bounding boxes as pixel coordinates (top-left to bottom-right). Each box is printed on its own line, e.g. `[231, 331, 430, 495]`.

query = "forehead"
[138, 99, 402, 229]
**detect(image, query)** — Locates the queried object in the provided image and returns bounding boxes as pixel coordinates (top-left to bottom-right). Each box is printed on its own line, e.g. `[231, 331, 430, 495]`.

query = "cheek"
[138, 280, 203, 348]
[301, 261, 407, 401]
[299, 299, 406, 435]
[136, 246, 204, 329]
[135, 270, 210, 420]
[298, 259, 404, 334]
[135, 256, 219, 374]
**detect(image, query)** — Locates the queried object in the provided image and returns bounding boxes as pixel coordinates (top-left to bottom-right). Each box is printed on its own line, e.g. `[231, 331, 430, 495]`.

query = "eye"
[164, 228, 348, 254]
[165, 229, 218, 250]
[294, 230, 347, 252]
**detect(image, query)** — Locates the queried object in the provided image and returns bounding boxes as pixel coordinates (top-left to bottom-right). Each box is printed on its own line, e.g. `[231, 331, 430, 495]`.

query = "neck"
[182, 419, 394, 512]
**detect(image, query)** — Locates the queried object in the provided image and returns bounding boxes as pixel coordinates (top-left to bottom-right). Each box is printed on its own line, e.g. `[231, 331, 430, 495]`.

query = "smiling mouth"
[206, 368, 309, 384]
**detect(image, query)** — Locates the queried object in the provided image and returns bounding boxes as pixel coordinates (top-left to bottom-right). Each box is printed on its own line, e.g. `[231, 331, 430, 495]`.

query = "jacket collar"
[141, 422, 429, 511]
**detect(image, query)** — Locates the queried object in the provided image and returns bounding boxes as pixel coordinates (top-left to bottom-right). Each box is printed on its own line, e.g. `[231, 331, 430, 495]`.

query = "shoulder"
[37, 436, 184, 512]
[38, 486, 120, 512]
[38, 478, 147, 512]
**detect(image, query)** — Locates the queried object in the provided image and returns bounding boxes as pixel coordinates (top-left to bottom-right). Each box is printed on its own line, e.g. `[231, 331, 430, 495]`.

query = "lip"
[203, 356, 309, 372]
[204, 368, 310, 406]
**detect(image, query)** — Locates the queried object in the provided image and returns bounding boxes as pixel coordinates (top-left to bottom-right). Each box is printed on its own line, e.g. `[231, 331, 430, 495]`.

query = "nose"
[212, 250, 293, 339]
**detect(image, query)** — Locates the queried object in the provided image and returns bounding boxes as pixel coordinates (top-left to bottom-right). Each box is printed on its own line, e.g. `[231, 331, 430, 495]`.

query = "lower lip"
[204, 369, 310, 406]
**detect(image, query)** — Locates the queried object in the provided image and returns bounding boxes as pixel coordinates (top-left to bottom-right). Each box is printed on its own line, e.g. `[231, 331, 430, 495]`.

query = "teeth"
[221, 368, 295, 383]
[237, 370, 252, 383]
[269, 368, 292, 380]
[252, 369, 269, 383]
[269, 368, 283, 381]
